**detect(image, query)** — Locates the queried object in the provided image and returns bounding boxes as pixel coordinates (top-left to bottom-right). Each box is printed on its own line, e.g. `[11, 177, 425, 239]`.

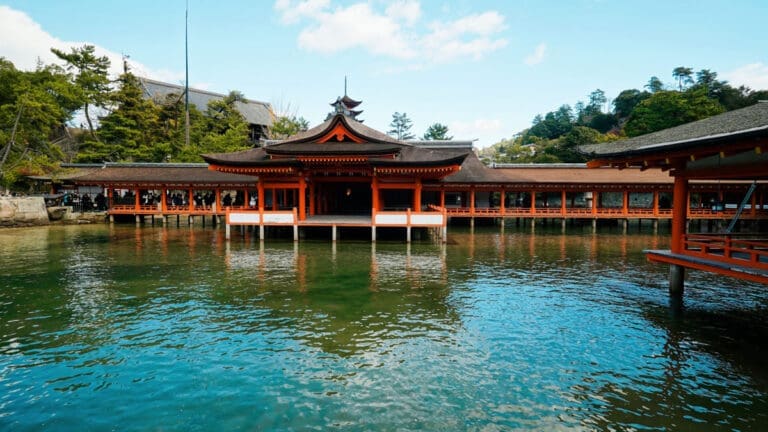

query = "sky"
[1, 0, 767, 148]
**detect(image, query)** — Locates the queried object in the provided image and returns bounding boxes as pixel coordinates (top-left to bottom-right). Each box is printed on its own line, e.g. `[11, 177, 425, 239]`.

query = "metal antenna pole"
[184, 0, 190, 148]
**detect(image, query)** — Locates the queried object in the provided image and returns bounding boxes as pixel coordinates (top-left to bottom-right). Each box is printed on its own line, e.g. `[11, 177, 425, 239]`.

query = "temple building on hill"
[138, 77, 274, 143]
[54, 96, 767, 243]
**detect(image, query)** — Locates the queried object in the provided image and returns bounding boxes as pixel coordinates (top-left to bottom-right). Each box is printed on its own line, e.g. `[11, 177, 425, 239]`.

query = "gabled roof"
[581, 101, 768, 158]
[276, 114, 404, 146]
[65, 163, 257, 186]
[203, 114, 470, 171]
[138, 77, 274, 127]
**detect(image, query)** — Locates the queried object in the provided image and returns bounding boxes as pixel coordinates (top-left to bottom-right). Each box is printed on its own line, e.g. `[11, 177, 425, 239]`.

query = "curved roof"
[581, 101, 768, 158]
[275, 114, 405, 146]
[204, 114, 470, 169]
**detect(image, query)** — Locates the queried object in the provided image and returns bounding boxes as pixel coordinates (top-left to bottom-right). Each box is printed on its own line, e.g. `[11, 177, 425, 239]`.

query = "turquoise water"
[1, 224, 767, 431]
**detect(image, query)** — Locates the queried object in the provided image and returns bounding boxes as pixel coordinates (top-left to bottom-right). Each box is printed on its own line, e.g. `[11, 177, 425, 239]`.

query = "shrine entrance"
[315, 180, 372, 215]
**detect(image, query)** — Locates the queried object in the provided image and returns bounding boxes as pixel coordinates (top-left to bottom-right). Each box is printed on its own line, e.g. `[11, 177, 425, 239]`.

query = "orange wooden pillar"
[371, 177, 380, 211]
[309, 181, 316, 216]
[670, 176, 688, 253]
[298, 177, 306, 220]
[561, 190, 567, 216]
[591, 191, 598, 215]
[499, 189, 505, 215]
[530, 191, 536, 215]
[272, 188, 278, 211]
[257, 181, 265, 212]
[622, 190, 629, 216]
[469, 188, 476, 216]
[440, 190, 445, 208]
[161, 188, 168, 212]
[188, 189, 194, 211]
[215, 189, 221, 213]
[134, 188, 140, 211]
[413, 179, 422, 211]
[652, 190, 659, 216]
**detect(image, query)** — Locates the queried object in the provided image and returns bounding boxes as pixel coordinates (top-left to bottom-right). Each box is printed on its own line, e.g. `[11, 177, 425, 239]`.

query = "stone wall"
[0, 196, 50, 227]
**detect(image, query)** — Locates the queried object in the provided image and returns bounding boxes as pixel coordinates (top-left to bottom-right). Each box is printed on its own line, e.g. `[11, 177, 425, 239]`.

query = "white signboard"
[411, 214, 443, 226]
[263, 213, 295, 224]
[375, 214, 407, 225]
[229, 212, 260, 224]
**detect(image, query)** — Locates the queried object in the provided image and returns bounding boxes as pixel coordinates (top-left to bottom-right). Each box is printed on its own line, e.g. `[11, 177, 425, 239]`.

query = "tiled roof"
[581, 101, 768, 157]
[139, 78, 273, 127]
[491, 164, 673, 184]
[68, 163, 257, 185]
[277, 114, 404, 145]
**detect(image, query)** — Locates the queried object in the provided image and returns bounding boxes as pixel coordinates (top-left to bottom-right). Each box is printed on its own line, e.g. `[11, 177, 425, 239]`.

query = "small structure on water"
[582, 101, 768, 291]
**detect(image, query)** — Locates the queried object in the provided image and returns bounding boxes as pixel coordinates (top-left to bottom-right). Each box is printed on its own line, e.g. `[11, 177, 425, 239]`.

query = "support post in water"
[669, 264, 684, 297]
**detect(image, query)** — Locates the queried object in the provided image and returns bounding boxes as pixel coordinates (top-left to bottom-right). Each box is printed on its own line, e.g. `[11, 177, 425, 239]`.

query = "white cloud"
[274, 0, 331, 24]
[723, 62, 768, 91]
[385, 0, 421, 26]
[296, 3, 417, 59]
[448, 118, 506, 148]
[274, 1, 507, 65]
[524, 43, 546, 66]
[0, 5, 182, 83]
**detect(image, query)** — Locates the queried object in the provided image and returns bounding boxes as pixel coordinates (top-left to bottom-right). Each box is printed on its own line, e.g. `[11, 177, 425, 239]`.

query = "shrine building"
[60, 96, 768, 243]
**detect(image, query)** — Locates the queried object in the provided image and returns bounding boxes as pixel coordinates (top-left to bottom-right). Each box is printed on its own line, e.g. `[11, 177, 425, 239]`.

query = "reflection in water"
[1, 224, 767, 431]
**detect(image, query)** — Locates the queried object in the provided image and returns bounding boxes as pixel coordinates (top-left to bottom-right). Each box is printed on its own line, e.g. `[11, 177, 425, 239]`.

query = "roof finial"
[344, 76, 347, 96]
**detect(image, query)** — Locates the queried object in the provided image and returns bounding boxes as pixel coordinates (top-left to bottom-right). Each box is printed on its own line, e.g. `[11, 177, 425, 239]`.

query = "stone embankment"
[0, 196, 49, 227]
[0, 196, 105, 228]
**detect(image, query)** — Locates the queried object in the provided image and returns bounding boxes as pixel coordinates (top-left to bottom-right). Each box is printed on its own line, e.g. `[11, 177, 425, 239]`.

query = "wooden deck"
[646, 235, 768, 284]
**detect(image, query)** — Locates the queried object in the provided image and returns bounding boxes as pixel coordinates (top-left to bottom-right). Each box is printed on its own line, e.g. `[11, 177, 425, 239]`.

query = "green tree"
[672, 66, 694, 91]
[645, 76, 664, 93]
[612, 89, 650, 119]
[270, 115, 309, 139]
[78, 72, 161, 162]
[51, 45, 111, 141]
[526, 105, 573, 141]
[423, 123, 453, 140]
[624, 89, 724, 137]
[175, 90, 251, 162]
[0, 59, 79, 188]
[388, 112, 414, 140]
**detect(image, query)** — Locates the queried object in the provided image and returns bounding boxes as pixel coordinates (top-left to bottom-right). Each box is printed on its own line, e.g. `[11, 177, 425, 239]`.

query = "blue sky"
[1, 0, 767, 148]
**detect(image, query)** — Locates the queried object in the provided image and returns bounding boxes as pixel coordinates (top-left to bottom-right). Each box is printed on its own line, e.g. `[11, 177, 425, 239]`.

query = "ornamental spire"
[327, 77, 363, 121]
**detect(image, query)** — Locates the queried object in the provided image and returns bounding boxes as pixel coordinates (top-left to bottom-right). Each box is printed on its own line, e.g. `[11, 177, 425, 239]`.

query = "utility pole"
[184, 1, 190, 148]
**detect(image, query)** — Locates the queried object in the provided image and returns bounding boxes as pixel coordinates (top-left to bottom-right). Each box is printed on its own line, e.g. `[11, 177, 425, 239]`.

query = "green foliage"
[624, 89, 724, 137]
[78, 73, 160, 162]
[270, 115, 309, 139]
[0, 58, 80, 188]
[423, 123, 452, 140]
[388, 112, 415, 140]
[525, 105, 573, 141]
[645, 76, 664, 93]
[612, 89, 650, 118]
[51, 45, 111, 140]
[672, 66, 694, 91]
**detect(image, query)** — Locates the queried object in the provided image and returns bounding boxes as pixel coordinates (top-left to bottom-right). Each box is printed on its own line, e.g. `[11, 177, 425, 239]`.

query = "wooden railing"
[684, 234, 768, 270]
[439, 206, 675, 218]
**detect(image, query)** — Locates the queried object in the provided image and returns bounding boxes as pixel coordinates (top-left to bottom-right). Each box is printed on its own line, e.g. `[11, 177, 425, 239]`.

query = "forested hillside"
[480, 68, 768, 164]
